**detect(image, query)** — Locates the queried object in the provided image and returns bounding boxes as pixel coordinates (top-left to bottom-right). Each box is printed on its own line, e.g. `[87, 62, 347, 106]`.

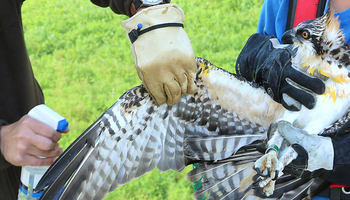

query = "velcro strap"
[128, 23, 184, 44]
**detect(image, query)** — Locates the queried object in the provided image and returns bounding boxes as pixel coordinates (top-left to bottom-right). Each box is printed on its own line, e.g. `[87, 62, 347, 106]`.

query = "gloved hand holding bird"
[35, 5, 350, 200]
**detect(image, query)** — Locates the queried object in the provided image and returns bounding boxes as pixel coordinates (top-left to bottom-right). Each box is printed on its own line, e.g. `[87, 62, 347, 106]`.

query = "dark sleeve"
[326, 134, 350, 185]
[235, 33, 277, 83]
[91, 0, 171, 17]
[0, 120, 11, 171]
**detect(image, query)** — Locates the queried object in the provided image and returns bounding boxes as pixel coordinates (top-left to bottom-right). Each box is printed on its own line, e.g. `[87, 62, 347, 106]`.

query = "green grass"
[22, 0, 263, 199]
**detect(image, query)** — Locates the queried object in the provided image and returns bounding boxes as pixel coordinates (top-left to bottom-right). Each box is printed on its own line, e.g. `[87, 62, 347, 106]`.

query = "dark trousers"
[0, 166, 21, 200]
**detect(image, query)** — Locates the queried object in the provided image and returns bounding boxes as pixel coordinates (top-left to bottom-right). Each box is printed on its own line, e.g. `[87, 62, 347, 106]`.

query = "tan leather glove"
[122, 4, 197, 106]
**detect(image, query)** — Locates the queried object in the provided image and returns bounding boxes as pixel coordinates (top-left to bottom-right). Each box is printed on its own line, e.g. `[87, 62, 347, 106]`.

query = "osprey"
[36, 11, 350, 200]
[253, 10, 350, 196]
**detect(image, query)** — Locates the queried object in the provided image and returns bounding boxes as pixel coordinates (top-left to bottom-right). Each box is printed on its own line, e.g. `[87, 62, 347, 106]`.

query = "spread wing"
[36, 58, 322, 200]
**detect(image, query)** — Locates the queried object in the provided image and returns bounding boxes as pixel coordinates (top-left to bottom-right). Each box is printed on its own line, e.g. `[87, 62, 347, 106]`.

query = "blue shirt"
[257, 0, 350, 44]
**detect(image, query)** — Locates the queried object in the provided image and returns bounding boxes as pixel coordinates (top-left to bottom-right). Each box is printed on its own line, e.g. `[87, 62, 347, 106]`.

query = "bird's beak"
[282, 30, 294, 44]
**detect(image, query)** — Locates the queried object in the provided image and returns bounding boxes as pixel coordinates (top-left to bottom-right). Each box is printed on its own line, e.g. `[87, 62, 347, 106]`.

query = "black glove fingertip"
[286, 67, 326, 95]
[281, 98, 301, 111]
[313, 78, 326, 94]
[282, 86, 316, 110]
[304, 98, 316, 110]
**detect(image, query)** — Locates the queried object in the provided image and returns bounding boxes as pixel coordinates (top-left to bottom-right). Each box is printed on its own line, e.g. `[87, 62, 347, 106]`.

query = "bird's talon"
[259, 180, 267, 188]
[252, 177, 262, 188]
[255, 167, 268, 177]
[272, 170, 279, 181]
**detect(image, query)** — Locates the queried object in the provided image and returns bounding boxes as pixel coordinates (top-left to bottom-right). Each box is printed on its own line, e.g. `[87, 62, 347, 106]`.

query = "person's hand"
[122, 4, 197, 106]
[0, 115, 69, 166]
[278, 121, 334, 172]
[236, 33, 325, 111]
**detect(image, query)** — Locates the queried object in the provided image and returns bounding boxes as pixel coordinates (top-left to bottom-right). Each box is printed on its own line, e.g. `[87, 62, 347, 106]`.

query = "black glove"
[283, 144, 331, 180]
[236, 33, 325, 111]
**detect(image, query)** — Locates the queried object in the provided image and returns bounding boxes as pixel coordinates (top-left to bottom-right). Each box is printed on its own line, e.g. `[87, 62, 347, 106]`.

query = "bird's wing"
[186, 142, 329, 200]
[37, 58, 288, 200]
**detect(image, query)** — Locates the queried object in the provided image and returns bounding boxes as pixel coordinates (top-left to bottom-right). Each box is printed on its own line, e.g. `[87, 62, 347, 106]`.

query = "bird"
[253, 9, 350, 197]
[35, 10, 350, 200]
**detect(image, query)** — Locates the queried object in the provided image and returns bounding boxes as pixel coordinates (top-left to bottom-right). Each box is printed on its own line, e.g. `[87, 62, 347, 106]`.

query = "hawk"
[36, 11, 350, 200]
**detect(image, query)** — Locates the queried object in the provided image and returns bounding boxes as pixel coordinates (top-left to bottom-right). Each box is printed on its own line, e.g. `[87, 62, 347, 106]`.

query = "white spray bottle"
[18, 104, 68, 200]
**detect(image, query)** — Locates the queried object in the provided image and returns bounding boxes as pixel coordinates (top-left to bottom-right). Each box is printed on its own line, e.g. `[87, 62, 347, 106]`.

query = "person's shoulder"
[335, 8, 350, 44]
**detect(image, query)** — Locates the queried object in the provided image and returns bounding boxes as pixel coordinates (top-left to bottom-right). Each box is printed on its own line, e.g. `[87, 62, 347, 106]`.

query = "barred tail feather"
[190, 162, 257, 200]
[184, 135, 265, 162]
[189, 163, 328, 200]
[187, 143, 260, 200]
[187, 142, 328, 200]
[277, 177, 329, 200]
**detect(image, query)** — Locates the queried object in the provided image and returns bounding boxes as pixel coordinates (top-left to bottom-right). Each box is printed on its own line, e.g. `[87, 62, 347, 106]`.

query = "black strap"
[317, 0, 327, 18]
[128, 23, 184, 44]
[286, 0, 298, 32]
[285, 0, 327, 32]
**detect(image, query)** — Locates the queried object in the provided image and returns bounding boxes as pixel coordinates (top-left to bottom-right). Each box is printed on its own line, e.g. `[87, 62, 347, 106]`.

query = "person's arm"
[90, 0, 171, 17]
[327, 134, 350, 185]
[256, 0, 290, 42]
[0, 116, 67, 170]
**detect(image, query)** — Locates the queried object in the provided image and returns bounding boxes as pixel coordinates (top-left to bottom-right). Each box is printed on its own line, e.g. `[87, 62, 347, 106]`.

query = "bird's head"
[282, 10, 344, 57]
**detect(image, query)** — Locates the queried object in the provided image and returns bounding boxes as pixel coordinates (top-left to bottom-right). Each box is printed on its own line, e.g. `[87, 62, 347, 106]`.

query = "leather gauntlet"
[122, 4, 197, 106]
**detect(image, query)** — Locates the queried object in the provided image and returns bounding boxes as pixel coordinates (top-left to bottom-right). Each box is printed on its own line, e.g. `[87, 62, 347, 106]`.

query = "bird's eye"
[302, 30, 310, 39]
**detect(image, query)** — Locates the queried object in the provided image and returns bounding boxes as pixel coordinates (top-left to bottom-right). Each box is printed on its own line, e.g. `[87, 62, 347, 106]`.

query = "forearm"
[327, 134, 350, 185]
[91, 0, 171, 17]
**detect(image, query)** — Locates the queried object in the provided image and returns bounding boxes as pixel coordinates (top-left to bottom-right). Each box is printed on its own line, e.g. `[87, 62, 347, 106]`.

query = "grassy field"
[22, 0, 263, 199]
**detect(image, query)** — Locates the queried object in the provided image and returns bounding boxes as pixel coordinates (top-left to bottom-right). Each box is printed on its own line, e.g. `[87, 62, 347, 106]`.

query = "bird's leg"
[255, 122, 284, 177]
[277, 145, 299, 171]
[254, 121, 284, 196]
[255, 145, 298, 196]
